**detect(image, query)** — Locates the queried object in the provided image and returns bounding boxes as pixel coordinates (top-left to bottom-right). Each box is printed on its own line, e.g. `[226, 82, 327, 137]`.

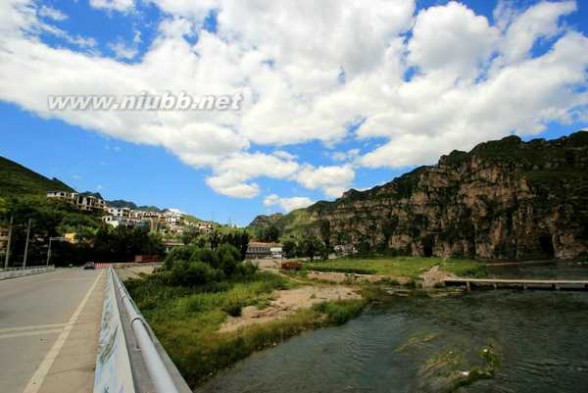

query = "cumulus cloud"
[205, 152, 299, 198]
[263, 194, 314, 213]
[408, 1, 499, 78]
[296, 165, 355, 198]
[495, 0, 577, 64]
[0, 0, 587, 202]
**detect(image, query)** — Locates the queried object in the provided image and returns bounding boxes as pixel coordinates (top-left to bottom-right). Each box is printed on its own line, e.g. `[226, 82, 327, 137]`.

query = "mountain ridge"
[0, 156, 74, 198]
[250, 131, 588, 260]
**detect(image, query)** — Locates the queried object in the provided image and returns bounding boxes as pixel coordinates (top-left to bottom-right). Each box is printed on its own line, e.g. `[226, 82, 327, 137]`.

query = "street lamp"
[46, 237, 65, 266]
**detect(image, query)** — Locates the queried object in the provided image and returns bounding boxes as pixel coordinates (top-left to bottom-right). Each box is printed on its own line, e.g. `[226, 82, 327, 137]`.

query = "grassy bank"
[161, 297, 366, 387]
[125, 255, 367, 388]
[305, 256, 486, 279]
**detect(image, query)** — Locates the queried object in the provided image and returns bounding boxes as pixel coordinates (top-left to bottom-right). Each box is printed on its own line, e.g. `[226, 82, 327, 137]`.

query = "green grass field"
[304, 256, 486, 279]
[126, 271, 367, 388]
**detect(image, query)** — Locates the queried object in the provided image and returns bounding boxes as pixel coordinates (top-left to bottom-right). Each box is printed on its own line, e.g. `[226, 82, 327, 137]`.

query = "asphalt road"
[0, 268, 103, 393]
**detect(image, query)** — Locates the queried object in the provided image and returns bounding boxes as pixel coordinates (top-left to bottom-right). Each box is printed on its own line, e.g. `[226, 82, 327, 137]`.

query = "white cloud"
[495, 0, 577, 65]
[89, 0, 134, 13]
[38, 5, 67, 21]
[263, 194, 314, 213]
[206, 177, 260, 198]
[0, 0, 587, 201]
[108, 40, 139, 60]
[150, 0, 217, 21]
[408, 1, 499, 78]
[205, 152, 299, 198]
[332, 148, 360, 162]
[296, 165, 355, 198]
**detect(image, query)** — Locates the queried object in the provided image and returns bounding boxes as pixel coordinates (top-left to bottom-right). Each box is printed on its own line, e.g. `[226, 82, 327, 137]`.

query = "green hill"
[0, 156, 74, 198]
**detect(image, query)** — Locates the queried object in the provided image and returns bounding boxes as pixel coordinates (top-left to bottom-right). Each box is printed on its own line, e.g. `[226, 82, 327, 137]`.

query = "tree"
[208, 231, 222, 250]
[299, 236, 323, 261]
[257, 224, 280, 242]
[219, 230, 250, 261]
[318, 219, 331, 250]
[282, 239, 298, 259]
[181, 228, 201, 245]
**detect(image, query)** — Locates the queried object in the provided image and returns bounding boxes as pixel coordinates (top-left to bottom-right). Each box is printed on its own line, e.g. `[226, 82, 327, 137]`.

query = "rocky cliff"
[273, 131, 588, 260]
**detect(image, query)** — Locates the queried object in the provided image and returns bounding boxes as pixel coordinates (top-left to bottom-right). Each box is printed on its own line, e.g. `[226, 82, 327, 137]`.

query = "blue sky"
[1, 0, 587, 226]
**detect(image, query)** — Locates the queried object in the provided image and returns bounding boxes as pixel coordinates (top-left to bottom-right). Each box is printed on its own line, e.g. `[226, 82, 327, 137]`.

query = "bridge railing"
[94, 268, 190, 393]
[0, 265, 55, 280]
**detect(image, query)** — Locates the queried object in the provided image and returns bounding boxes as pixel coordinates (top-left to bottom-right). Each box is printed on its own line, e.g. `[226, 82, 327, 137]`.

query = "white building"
[102, 216, 149, 229]
[77, 194, 106, 212]
[107, 207, 132, 218]
[164, 209, 183, 224]
[47, 191, 78, 203]
[47, 191, 106, 213]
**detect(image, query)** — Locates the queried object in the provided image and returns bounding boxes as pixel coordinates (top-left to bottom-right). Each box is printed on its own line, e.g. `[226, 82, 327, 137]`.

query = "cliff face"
[302, 131, 588, 260]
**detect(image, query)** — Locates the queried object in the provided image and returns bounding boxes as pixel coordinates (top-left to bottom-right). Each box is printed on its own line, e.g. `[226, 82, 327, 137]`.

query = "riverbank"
[124, 260, 372, 387]
[304, 256, 483, 281]
[124, 254, 488, 388]
[196, 289, 588, 393]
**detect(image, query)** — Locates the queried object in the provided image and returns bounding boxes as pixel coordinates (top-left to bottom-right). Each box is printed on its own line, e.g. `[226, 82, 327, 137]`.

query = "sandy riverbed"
[219, 285, 361, 333]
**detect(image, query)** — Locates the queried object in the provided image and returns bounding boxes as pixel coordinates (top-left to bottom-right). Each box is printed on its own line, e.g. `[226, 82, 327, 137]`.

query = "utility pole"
[46, 237, 53, 267]
[46, 237, 64, 266]
[4, 214, 13, 269]
[22, 218, 32, 268]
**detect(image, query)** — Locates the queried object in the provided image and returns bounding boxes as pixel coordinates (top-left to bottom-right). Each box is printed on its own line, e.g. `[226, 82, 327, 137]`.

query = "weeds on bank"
[147, 295, 367, 387]
[416, 343, 501, 393]
[126, 245, 369, 388]
[305, 256, 486, 279]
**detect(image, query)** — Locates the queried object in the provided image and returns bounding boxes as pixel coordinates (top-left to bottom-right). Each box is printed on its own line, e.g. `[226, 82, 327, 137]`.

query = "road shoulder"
[34, 271, 105, 393]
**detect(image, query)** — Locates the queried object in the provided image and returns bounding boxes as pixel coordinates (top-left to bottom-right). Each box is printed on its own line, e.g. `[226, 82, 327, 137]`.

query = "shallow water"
[197, 268, 588, 393]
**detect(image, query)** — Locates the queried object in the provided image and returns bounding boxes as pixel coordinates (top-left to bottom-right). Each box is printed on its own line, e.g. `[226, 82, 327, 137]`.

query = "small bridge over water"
[444, 278, 588, 291]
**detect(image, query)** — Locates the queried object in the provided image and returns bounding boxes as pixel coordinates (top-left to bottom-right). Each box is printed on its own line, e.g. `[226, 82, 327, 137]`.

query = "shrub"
[234, 260, 258, 278]
[281, 261, 303, 271]
[164, 245, 200, 269]
[192, 248, 220, 268]
[223, 302, 243, 317]
[217, 243, 241, 276]
[170, 261, 224, 287]
[312, 300, 366, 325]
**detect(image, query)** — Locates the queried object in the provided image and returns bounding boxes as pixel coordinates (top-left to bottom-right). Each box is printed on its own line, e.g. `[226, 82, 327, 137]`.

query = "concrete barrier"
[0, 265, 55, 280]
[94, 268, 191, 393]
[93, 269, 136, 393]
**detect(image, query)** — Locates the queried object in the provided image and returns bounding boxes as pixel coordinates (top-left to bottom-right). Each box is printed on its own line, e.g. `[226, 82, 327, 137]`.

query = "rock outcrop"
[271, 131, 588, 260]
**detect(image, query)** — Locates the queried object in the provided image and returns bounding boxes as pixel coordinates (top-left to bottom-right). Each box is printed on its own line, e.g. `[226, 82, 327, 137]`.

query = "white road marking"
[0, 328, 63, 340]
[21, 270, 104, 393]
[0, 323, 67, 335]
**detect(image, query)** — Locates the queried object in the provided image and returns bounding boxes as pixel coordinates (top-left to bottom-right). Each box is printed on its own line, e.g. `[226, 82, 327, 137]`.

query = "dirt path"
[219, 285, 361, 333]
[420, 265, 456, 288]
[306, 271, 414, 285]
[116, 265, 156, 281]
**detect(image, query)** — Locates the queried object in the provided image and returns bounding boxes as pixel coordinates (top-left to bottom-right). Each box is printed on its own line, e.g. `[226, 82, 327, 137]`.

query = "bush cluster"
[163, 244, 258, 287]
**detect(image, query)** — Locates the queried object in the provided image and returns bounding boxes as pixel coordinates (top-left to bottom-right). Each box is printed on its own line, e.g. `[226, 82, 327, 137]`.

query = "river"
[197, 262, 588, 393]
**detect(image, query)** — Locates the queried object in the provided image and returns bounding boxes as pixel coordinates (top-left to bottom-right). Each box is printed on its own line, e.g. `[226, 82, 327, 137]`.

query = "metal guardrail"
[110, 268, 182, 393]
[0, 265, 55, 280]
[0, 265, 55, 272]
